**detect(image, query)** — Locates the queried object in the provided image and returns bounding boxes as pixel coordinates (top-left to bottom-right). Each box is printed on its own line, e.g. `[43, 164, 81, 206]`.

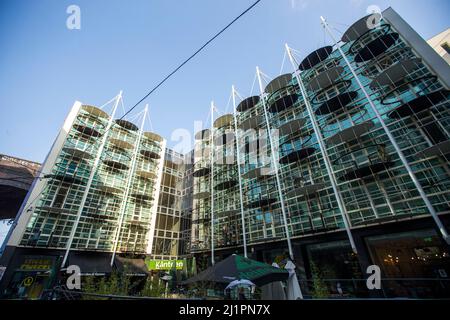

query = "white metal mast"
[256, 66, 294, 260]
[285, 44, 357, 253]
[210, 101, 216, 265]
[110, 105, 149, 266]
[231, 85, 248, 258]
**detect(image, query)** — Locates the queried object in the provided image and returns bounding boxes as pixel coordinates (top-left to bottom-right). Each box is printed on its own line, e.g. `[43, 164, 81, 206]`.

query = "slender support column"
[255, 67, 294, 260]
[285, 45, 357, 253]
[110, 105, 149, 266]
[320, 16, 450, 244]
[61, 91, 122, 267]
[231, 86, 248, 258]
[210, 102, 215, 265]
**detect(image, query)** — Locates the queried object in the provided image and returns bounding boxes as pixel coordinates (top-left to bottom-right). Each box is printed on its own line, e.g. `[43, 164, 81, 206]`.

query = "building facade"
[0, 97, 170, 298]
[1, 7, 450, 300]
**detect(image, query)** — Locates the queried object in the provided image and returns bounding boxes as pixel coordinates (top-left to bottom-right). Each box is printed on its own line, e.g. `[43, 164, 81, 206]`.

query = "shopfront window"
[3, 255, 58, 300]
[306, 240, 363, 298]
[366, 229, 450, 298]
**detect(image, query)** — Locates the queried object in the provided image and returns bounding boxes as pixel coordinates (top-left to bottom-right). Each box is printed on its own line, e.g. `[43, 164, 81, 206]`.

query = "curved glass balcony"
[265, 73, 292, 94]
[270, 94, 309, 137]
[301, 56, 340, 84]
[132, 177, 156, 194]
[279, 135, 316, 165]
[215, 205, 239, 219]
[266, 85, 300, 114]
[214, 143, 236, 166]
[214, 116, 235, 161]
[361, 46, 416, 79]
[285, 176, 325, 199]
[195, 129, 210, 141]
[240, 131, 274, 178]
[341, 14, 374, 43]
[214, 114, 234, 130]
[333, 144, 395, 182]
[237, 97, 265, 130]
[143, 131, 163, 143]
[193, 176, 211, 200]
[311, 80, 357, 117]
[276, 118, 308, 137]
[83, 194, 121, 220]
[214, 164, 238, 191]
[282, 163, 326, 200]
[369, 58, 423, 90]
[80, 104, 110, 120]
[102, 147, 132, 171]
[192, 201, 211, 222]
[115, 119, 139, 132]
[140, 137, 162, 160]
[95, 168, 126, 194]
[194, 135, 212, 169]
[381, 76, 447, 118]
[62, 135, 97, 160]
[237, 96, 260, 113]
[347, 23, 399, 63]
[97, 174, 126, 194]
[299, 46, 333, 71]
[214, 130, 235, 147]
[74, 112, 106, 138]
[51, 159, 91, 185]
[136, 157, 158, 180]
[110, 125, 137, 150]
[130, 191, 154, 203]
[243, 179, 277, 209]
[323, 107, 374, 145]
[306, 66, 345, 93]
[193, 159, 211, 177]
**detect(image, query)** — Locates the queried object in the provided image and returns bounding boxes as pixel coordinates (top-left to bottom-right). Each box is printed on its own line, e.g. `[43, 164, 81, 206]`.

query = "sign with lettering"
[146, 260, 184, 271]
[18, 256, 54, 271]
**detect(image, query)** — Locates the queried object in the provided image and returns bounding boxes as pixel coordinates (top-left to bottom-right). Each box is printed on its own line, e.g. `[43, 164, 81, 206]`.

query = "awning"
[67, 252, 113, 276]
[182, 254, 289, 286]
[114, 256, 149, 276]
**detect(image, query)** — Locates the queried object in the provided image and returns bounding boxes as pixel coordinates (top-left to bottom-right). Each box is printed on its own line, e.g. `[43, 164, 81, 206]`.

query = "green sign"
[146, 260, 184, 270]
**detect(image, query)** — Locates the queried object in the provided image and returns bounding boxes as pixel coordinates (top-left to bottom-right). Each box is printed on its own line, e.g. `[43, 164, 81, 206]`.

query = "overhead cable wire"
[119, 0, 263, 120]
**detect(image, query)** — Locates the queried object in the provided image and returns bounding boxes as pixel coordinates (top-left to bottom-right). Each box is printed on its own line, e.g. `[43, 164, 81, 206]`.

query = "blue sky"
[0, 0, 449, 165]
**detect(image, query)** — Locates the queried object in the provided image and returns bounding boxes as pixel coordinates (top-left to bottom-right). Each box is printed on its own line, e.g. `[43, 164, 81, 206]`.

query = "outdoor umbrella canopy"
[182, 254, 289, 286]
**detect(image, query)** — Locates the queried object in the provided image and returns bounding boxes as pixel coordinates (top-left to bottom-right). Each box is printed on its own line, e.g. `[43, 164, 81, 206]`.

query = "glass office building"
[0, 98, 172, 298]
[190, 8, 450, 298]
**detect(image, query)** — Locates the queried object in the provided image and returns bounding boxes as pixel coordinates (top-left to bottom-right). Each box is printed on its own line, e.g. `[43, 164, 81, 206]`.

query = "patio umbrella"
[285, 260, 303, 300]
[182, 254, 289, 286]
[225, 279, 255, 290]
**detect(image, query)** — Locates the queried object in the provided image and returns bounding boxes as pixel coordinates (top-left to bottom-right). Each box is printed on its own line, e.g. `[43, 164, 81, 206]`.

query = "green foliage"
[81, 276, 99, 300]
[309, 262, 330, 299]
[139, 277, 166, 298]
[81, 271, 169, 299]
